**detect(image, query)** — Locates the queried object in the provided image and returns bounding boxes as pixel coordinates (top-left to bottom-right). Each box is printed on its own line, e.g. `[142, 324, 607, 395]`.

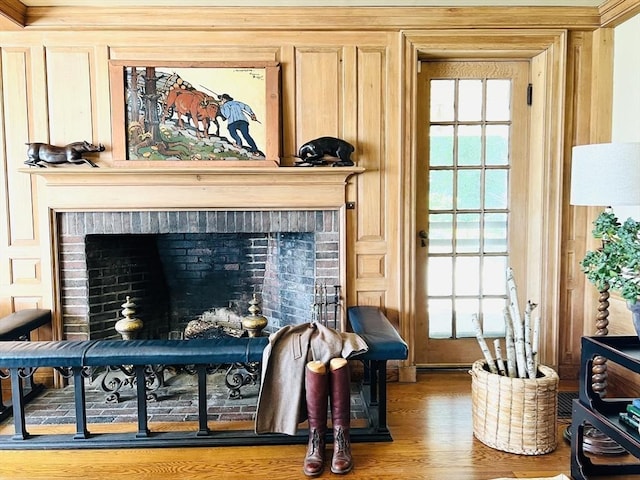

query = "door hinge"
[527, 83, 533, 106]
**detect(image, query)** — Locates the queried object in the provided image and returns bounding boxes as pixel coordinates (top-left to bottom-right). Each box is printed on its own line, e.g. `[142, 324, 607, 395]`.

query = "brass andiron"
[115, 296, 144, 340]
[101, 296, 163, 403]
[242, 293, 268, 337]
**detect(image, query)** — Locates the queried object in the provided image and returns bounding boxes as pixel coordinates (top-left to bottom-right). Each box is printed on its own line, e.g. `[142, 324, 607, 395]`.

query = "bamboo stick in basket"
[524, 300, 538, 379]
[507, 268, 527, 378]
[504, 307, 517, 378]
[472, 313, 498, 374]
[493, 338, 507, 376]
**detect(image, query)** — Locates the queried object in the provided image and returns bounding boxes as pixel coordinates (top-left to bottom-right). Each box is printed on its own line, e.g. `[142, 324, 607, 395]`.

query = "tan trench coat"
[255, 322, 368, 436]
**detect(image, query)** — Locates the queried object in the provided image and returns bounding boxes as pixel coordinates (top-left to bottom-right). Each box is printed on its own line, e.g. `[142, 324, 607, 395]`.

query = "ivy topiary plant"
[581, 210, 640, 304]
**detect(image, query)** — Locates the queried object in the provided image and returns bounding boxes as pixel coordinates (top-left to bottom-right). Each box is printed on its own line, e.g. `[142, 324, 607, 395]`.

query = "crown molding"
[599, 0, 640, 26]
[0, 0, 26, 29]
[19, 6, 602, 30]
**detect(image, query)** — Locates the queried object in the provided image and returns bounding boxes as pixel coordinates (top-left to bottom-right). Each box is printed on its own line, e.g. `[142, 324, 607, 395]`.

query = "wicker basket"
[470, 359, 559, 455]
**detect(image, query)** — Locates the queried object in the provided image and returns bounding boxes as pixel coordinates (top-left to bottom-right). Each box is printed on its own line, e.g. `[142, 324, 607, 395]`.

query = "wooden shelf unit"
[571, 335, 640, 479]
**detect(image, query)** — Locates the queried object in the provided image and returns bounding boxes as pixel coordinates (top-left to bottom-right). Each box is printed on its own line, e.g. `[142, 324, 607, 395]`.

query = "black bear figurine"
[296, 136, 354, 167]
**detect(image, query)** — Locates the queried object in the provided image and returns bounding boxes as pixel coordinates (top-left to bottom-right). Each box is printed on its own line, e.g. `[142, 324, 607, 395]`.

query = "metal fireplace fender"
[0, 306, 407, 449]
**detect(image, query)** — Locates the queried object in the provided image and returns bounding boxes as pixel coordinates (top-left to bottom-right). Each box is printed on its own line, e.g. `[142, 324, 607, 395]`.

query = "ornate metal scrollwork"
[16, 366, 37, 379]
[179, 363, 222, 377]
[225, 362, 260, 399]
[142, 364, 165, 402]
[54, 366, 78, 379]
[95, 364, 166, 404]
[96, 365, 127, 403]
[0, 367, 9, 380]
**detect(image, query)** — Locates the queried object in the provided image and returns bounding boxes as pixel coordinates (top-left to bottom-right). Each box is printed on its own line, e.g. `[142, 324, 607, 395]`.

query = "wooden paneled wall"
[0, 6, 632, 380]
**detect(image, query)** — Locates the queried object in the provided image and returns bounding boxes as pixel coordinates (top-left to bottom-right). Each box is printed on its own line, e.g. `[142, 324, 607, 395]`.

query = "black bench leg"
[196, 365, 210, 436]
[135, 365, 150, 438]
[370, 360, 379, 406]
[362, 360, 370, 386]
[375, 360, 389, 434]
[0, 376, 6, 413]
[10, 368, 28, 440]
[73, 367, 89, 439]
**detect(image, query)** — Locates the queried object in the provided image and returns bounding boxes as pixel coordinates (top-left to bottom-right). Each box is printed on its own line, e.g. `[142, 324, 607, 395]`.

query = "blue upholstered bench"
[0, 307, 407, 449]
[0, 309, 51, 342]
[0, 309, 52, 422]
[347, 305, 408, 439]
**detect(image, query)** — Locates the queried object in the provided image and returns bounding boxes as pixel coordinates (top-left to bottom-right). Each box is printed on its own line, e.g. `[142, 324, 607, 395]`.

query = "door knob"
[418, 230, 428, 247]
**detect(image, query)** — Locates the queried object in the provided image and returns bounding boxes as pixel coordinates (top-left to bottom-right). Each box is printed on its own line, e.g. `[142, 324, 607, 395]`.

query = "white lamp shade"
[570, 142, 640, 206]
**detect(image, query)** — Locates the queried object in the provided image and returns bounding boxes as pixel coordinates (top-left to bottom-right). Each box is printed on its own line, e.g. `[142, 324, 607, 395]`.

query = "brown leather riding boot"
[329, 358, 353, 474]
[303, 361, 328, 477]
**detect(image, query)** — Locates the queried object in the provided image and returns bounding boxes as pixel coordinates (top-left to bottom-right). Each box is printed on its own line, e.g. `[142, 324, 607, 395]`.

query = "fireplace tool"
[312, 282, 341, 330]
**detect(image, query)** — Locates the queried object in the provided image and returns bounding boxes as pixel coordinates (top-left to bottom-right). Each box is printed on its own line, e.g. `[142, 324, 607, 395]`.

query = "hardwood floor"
[0, 370, 629, 480]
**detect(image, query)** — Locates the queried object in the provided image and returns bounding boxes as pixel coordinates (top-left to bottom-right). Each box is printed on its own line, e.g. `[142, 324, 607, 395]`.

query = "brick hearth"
[2, 371, 365, 426]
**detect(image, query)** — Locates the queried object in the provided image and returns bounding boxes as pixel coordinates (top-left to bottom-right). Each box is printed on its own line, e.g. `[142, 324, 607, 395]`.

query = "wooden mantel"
[22, 166, 364, 210]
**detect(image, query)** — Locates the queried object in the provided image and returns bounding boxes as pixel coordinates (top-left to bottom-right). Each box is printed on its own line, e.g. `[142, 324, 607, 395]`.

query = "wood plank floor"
[0, 370, 633, 480]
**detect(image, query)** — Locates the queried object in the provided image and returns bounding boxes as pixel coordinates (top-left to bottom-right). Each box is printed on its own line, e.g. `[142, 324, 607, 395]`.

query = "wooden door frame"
[398, 29, 567, 382]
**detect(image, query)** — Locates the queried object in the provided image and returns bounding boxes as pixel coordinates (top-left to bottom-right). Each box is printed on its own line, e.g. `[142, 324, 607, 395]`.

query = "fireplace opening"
[59, 211, 340, 341]
[86, 234, 169, 340]
[85, 232, 316, 339]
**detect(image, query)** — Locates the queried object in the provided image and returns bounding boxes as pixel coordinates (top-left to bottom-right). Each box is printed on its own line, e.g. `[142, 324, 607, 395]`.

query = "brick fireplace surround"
[26, 167, 361, 343]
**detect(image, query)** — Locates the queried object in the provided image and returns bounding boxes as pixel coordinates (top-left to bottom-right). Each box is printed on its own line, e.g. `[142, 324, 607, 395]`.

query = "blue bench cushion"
[0, 340, 89, 368]
[0, 309, 51, 341]
[348, 306, 408, 361]
[347, 306, 409, 360]
[83, 337, 269, 366]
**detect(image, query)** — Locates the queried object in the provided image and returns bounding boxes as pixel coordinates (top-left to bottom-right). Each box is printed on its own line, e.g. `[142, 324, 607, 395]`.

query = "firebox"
[58, 210, 340, 341]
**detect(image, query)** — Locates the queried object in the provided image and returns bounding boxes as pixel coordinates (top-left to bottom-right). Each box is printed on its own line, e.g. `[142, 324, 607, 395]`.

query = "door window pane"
[458, 80, 482, 121]
[428, 299, 452, 338]
[482, 298, 507, 336]
[430, 80, 455, 122]
[484, 213, 508, 253]
[485, 125, 509, 165]
[483, 256, 508, 295]
[455, 298, 480, 337]
[429, 170, 453, 210]
[429, 214, 453, 253]
[430, 125, 454, 166]
[428, 257, 453, 296]
[456, 213, 480, 253]
[457, 169, 481, 209]
[484, 169, 508, 209]
[455, 256, 480, 296]
[486, 80, 511, 121]
[458, 125, 482, 166]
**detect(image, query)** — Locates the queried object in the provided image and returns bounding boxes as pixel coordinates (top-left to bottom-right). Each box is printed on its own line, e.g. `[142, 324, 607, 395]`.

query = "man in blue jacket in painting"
[219, 93, 264, 157]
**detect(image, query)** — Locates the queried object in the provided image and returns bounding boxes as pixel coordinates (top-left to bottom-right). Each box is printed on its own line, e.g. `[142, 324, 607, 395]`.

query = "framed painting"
[109, 61, 281, 167]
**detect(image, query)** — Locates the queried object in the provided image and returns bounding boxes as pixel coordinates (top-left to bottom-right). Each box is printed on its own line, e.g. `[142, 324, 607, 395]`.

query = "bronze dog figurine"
[25, 141, 105, 168]
[296, 136, 354, 167]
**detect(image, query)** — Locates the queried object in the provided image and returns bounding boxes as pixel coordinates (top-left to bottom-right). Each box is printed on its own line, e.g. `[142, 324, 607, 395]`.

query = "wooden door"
[415, 61, 530, 366]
